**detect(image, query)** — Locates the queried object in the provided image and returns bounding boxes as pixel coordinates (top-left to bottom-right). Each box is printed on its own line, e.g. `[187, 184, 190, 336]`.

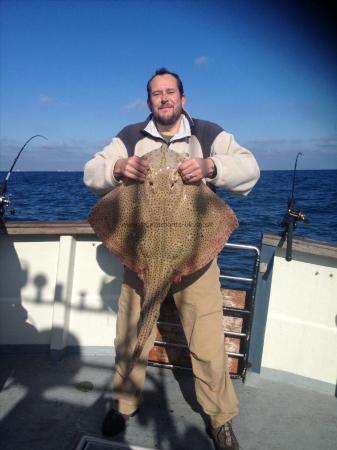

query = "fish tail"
[122, 283, 171, 379]
[123, 344, 143, 379]
[122, 305, 160, 380]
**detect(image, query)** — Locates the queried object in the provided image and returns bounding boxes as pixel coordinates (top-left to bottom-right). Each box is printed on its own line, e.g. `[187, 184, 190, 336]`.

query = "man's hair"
[147, 67, 184, 100]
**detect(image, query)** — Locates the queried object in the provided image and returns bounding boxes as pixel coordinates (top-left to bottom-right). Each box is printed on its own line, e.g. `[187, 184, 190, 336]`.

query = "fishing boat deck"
[0, 353, 336, 450]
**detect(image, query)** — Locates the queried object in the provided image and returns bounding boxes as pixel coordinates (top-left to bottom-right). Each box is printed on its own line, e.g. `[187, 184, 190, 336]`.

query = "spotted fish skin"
[88, 144, 238, 376]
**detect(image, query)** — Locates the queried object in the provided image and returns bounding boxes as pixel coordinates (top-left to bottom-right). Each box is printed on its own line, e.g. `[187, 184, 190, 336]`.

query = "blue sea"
[1, 170, 336, 285]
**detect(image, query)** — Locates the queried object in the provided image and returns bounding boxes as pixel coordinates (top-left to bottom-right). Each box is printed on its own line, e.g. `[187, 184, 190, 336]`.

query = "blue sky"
[1, 0, 336, 171]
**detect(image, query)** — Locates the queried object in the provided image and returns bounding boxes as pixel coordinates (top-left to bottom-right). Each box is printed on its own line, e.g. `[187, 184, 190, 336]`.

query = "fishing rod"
[279, 152, 308, 261]
[0, 134, 48, 219]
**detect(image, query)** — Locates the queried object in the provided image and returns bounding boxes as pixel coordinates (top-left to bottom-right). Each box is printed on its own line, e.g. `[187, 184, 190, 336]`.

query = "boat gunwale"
[263, 231, 337, 259]
[1, 222, 337, 259]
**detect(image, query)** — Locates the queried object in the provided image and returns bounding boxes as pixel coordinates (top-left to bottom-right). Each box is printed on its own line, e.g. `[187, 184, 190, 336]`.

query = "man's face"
[147, 74, 186, 127]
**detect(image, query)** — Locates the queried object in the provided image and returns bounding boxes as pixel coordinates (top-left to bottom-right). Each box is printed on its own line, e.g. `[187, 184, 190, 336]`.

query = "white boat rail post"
[220, 242, 261, 382]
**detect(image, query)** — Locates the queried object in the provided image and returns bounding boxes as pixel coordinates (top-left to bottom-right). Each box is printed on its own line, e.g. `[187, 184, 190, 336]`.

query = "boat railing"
[148, 242, 261, 381]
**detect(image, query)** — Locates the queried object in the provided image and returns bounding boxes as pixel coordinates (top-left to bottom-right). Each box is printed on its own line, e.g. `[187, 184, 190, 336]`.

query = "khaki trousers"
[112, 259, 239, 428]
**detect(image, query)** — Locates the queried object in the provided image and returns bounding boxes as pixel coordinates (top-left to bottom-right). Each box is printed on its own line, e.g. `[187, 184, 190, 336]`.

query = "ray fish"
[88, 144, 238, 376]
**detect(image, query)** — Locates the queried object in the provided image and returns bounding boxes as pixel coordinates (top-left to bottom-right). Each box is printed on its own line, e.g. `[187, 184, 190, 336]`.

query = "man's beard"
[152, 105, 183, 126]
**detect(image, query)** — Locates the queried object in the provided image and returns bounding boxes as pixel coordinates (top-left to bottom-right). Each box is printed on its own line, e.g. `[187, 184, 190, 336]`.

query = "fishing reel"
[288, 208, 306, 223]
[0, 190, 12, 218]
[280, 197, 308, 228]
[0, 193, 15, 219]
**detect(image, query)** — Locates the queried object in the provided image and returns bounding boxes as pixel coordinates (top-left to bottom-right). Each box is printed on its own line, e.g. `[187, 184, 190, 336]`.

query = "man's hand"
[178, 158, 216, 184]
[114, 156, 149, 182]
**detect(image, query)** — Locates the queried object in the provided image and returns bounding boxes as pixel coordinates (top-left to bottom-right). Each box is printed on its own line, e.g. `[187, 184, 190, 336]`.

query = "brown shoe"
[101, 408, 128, 437]
[101, 407, 139, 437]
[211, 421, 239, 450]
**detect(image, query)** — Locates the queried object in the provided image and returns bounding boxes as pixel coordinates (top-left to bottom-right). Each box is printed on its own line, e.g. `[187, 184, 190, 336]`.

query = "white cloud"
[194, 56, 208, 66]
[248, 138, 302, 146]
[312, 136, 337, 152]
[38, 95, 70, 107]
[0, 138, 105, 171]
[39, 95, 56, 105]
[124, 99, 147, 111]
[247, 135, 337, 156]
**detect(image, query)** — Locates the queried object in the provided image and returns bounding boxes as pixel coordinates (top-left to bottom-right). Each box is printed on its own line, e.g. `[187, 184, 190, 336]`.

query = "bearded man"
[84, 68, 260, 450]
